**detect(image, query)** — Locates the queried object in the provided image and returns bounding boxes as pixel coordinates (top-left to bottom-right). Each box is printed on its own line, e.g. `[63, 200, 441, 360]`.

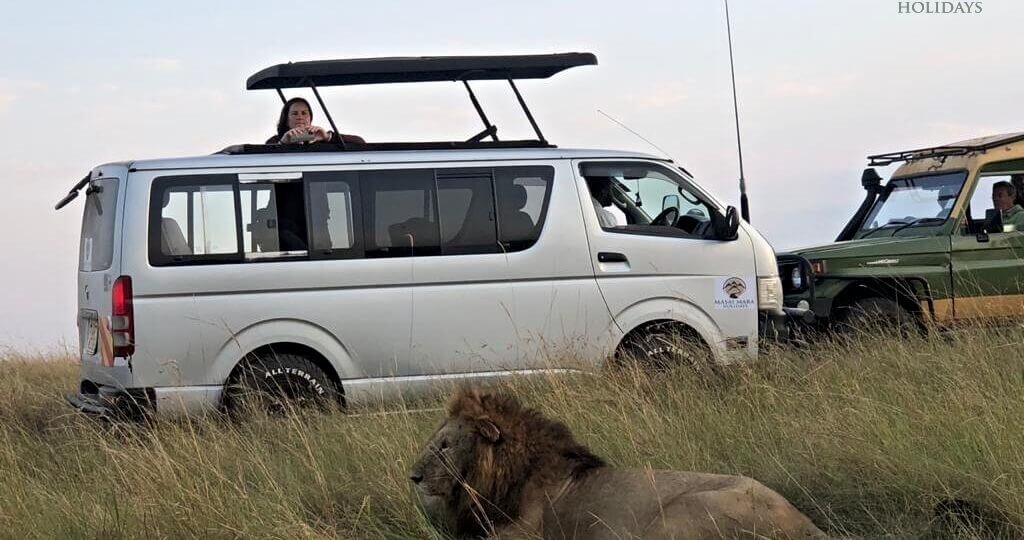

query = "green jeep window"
[859, 172, 967, 237]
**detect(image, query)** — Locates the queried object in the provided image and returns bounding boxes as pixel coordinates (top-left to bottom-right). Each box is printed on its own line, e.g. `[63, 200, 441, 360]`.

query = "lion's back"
[548, 468, 826, 539]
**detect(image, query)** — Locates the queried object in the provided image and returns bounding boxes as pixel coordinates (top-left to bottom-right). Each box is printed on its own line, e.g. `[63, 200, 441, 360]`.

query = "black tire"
[835, 296, 918, 336]
[617, 323, 720, 377]
[225, 352, 339, 414]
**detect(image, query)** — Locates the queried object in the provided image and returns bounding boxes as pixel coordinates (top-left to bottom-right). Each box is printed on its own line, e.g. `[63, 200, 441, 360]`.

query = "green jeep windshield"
[858, 171, 967, 237]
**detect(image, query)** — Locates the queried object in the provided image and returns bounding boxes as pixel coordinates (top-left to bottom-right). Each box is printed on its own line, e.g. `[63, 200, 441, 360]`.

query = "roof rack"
[867, 132, 1024, 166]
[217, 140, 552, 155]
[244, 53, 597, 152]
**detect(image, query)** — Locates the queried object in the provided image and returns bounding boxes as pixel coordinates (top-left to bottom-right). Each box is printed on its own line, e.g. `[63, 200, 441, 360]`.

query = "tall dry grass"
[1, 326, 1023, 538]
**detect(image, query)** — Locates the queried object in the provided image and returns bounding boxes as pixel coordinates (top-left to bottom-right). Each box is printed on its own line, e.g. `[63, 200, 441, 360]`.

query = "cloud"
[0, 92, 14, 113]
[630, 82, 689, 109]
[767, 80, 829, 98]
[922, 122, 1009, 144]
[0, 79, 47, 113]
[142, 57, 183, 71]
[765, 74, 859, 99]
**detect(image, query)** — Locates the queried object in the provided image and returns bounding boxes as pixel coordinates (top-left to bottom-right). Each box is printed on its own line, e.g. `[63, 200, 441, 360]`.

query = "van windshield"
[79, 177, 119, 271]
[858, 172, 966, 238]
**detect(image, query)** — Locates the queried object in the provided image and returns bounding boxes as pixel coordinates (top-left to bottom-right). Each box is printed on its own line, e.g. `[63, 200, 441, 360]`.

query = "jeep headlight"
[789, 266, 804, 290]
[757, 276, 783, 312]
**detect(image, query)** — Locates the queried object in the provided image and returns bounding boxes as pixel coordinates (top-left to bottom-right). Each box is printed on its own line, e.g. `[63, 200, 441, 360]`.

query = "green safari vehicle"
[778, 132, 1024, 332]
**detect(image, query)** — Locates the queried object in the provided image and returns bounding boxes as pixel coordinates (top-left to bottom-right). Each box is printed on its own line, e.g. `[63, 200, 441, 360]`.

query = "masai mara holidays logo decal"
[897, 1, 983, 14]
[715, 276, 755, 310]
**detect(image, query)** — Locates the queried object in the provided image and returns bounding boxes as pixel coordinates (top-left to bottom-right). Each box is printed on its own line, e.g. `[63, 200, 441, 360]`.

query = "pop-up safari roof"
[224, 52, 598, 154]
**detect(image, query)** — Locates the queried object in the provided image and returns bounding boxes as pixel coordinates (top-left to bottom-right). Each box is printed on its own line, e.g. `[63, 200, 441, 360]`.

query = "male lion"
[409, 388, 827, 539]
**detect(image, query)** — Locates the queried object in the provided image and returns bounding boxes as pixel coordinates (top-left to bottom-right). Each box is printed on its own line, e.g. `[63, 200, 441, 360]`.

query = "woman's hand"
[281, 126, 329, 144]
[307, 125, 330, 142]
[281, 127, 308, 144]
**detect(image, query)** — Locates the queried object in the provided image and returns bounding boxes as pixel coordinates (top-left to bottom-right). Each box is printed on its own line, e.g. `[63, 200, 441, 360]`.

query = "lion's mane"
[444, 388, 605, 536]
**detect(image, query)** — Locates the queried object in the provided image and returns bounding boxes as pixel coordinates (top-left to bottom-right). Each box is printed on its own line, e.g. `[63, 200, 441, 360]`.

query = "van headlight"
[757, 276, 783, 312]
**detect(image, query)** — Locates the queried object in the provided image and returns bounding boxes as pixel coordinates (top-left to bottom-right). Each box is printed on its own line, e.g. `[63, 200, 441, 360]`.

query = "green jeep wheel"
[835, 296, 918, 336]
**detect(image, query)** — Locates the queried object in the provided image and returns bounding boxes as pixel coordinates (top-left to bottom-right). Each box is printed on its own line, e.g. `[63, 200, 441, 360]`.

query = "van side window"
[307, 171, 363, 258]
[150, 176, 241, 265]
[495, 166, 553, 251]
[240, 181, 308, 257]
[149, 165, 555, 265]
[437, 171, 499, 255]
[363, 169, 441, 257]
[580, 162, 716, 239]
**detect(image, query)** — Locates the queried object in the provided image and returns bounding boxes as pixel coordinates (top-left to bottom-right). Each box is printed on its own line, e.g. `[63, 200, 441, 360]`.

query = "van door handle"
[598, 252, 628, 263]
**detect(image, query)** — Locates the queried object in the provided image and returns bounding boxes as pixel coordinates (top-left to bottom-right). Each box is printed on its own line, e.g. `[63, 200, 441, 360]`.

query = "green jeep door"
[951, 163, 1024, 320]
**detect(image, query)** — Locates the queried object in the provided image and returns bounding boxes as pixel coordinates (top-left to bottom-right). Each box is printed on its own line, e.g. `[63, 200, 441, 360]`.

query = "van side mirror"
[713, 206, 740, 241]
[662, 194, 679, 211]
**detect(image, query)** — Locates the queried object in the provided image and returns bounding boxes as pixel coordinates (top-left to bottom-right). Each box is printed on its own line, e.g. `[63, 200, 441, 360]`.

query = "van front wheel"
[225, 353, 338, 414]
[617, 324, 720, 377]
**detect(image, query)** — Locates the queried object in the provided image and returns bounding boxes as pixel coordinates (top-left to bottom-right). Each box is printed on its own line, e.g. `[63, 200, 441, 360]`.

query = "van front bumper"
[758, 307, 815, 343]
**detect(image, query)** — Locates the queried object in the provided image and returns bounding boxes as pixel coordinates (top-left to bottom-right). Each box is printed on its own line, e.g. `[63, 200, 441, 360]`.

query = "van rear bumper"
[65, 383, 223, 418]
[64, 392, 116, 416]
[64, 385, 150, 419]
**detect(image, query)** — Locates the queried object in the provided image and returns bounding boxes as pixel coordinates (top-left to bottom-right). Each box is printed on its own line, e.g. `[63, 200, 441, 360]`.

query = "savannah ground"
[1, 326, 1023, 539]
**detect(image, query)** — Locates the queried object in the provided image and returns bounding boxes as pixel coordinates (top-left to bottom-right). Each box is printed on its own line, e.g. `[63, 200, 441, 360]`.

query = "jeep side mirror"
[983, 208, 1003, 234]
[713, 206, 740, 241]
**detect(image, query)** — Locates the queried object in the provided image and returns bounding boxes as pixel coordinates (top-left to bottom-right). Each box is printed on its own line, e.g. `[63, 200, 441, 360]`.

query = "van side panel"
[409, 160, 618, 372]
[506, 160, 619, 365]
[121, 169, 413, 389]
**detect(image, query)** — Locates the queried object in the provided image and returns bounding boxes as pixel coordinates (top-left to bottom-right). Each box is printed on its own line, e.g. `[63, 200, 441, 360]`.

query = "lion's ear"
[477, 418, 501, 443]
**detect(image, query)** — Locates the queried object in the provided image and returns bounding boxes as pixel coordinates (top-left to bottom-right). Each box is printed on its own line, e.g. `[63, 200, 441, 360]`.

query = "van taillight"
[111, 276, 134, 357]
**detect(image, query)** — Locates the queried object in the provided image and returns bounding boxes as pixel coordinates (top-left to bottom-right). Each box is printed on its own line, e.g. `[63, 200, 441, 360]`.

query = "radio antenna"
[597, 109, 673, 160]
[724, 0, 750, 222]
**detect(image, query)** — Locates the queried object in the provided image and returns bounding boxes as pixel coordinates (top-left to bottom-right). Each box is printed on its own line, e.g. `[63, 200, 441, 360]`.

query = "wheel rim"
[231, 364, 330, 414]
[630, 329, 717, 375]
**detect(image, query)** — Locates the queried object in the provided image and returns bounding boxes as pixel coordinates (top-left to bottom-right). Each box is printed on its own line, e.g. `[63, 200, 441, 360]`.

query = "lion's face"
[409, 416, 485, 532]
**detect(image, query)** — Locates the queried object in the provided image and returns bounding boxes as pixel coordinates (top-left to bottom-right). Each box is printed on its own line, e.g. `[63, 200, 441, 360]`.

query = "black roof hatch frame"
[244, 53, 597, 152]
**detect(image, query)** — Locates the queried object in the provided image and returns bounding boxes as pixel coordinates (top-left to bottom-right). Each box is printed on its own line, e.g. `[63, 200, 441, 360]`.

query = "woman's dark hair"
[276, 97, 314, 137]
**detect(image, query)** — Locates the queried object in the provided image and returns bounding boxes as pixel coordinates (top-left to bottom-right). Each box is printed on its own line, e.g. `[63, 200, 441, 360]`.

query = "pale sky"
[1, 0, 1021, 348]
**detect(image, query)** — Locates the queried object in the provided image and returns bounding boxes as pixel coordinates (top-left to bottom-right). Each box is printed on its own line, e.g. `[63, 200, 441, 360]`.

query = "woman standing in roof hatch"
[266, 97, 365, 145]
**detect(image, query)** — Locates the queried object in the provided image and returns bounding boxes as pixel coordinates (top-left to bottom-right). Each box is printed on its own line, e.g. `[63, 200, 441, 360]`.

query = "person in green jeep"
[1011, 174, 1024, 207]
[992, 181, 1024, 230]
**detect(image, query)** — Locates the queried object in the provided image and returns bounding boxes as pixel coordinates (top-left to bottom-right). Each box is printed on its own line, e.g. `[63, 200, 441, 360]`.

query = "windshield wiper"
[890, 217, 945, 235]
[860, 219, 910, 238]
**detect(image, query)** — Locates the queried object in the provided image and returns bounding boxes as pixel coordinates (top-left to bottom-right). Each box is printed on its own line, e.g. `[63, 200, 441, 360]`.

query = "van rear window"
[79, 177, 119, 272]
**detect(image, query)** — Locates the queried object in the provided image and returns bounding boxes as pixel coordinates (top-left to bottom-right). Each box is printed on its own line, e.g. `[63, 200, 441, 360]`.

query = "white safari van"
[60, 54, 785, 416]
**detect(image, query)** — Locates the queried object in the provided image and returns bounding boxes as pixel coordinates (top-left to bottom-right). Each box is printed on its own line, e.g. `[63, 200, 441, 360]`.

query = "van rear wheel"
[617, 324, 720, 377]
[225, 352, 338, 414]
